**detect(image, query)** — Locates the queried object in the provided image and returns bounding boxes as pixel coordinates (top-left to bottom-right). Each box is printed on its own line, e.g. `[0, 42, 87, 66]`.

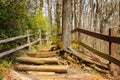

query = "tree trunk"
[78, 0, 83, 28]
[71, 0, 75, 30]
[93, 0, 99, 32]
[47, 0, 52, 36]
[71, 0, 75, 41]
[62, 0, 72, 49]
[93, 0, 99, 49]
[74, 0, 78, 28]
[74, 0, 79, 44]
[78, 0, 84, 50]
[39, 0, 43, 16]
[56, 0, 62, 40]
[89, 0, 94, 30]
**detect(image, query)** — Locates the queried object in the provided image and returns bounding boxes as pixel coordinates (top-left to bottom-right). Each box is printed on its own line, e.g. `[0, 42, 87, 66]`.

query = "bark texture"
[62, 0, 72, 49]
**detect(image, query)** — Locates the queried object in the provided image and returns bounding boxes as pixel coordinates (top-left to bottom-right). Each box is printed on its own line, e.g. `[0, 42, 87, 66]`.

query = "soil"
[2, 45, 120, 80]
[2, 64, 120, 80]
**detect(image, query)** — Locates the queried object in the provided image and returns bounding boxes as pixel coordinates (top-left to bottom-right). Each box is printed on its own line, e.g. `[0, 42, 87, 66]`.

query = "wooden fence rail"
[0, 34, 34, 44]
[71, 28, 120, 44]
[71, 28, 120, 67]
[0, 39, 40, 57]
[0, 31, 42, 58]
[72, 41, 120, 66]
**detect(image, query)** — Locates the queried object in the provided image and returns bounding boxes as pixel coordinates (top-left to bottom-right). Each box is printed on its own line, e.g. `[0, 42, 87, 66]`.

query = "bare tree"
[56, 0, 62, 40]
[62, 0, 72, 49]
[47, 0, 52, 36]
[99, 0, 117, 34]
[74, 0, 79, 28]
[39, 0, 43, 15]
[78, 0, 84, 28]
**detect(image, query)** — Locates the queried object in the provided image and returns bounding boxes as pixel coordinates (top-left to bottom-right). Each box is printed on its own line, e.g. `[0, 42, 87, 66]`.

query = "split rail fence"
[58, 27, 120, 67]
[71, 27, 120, 67]
[0, 30, 45, 57]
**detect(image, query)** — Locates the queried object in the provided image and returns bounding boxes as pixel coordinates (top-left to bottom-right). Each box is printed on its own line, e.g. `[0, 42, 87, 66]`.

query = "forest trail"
[2, 44, 115, 80]
[0, 0, 119, 80]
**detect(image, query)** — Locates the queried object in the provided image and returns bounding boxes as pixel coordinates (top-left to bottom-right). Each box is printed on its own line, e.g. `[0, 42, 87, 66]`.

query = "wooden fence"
[71, 28, 120, 67]
[0, 30, 43, 58]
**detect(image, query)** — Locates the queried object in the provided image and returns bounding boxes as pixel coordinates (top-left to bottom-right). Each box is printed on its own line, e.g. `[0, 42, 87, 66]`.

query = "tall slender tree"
[47, 0, 52, 36]
[56, 0, 62, 40]
[93, 0, 99, 32]
[62, 0, 72, 49]
[74, 0, 78, 28]
[39, 0, 43, 16]
[78, 0, 83, 28]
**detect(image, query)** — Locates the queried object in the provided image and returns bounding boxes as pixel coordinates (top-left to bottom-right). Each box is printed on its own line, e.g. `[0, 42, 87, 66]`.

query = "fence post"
[109, 28, 117, 76]
[78, 23, 81, 51]
[39, 30, 42, 45]
[27, 30, 31, 50]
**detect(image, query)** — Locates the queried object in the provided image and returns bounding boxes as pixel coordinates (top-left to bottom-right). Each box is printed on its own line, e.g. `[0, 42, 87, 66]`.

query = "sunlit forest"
[0, 0, 120, 80]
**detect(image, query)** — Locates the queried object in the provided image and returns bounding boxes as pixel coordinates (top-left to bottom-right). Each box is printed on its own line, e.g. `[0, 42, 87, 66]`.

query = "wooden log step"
[28, 53, 58, 58]
[17, 57, 59, 64]
[27, 71, 56, 75]
[28, 52, 58, 58]
[16, 64, 68, 73]
[29, 51, 58, 55]
[40, 48, 50, 52]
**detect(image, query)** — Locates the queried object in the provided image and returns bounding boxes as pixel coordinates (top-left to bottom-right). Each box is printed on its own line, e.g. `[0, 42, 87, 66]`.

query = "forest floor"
[2, 66, 115, 80]
[2, 44, 120, 80]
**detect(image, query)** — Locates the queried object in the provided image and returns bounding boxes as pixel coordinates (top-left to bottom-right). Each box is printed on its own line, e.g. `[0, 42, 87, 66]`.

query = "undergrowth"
[0, 59, 12, 79]
[0, 51, 22, 79]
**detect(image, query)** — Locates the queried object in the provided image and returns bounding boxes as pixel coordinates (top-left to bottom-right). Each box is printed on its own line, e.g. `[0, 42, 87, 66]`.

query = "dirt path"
[3, 65, 114, 80]
[2, 45, 119, 80]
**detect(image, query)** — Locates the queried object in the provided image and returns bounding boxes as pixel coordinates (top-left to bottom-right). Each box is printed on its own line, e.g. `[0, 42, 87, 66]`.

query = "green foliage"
[51, 24, 57, 40]
[0, 74, 4, 80]
[0, 0, 49, 37]
[0, 0, 49, 51]
[0, 1, 52, 79]
[0, 0, 28, 37]
[0, 60, 11, 68]
[0, 0, 28, 51]
[0, 59, 11, 79]
[72, 42, 78, 49]
[0, 59, 12, 70]
[29, 14, 48, 33]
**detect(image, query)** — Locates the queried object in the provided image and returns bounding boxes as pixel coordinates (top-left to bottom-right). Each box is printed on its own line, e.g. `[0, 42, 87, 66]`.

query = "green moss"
[72, 42, 78, 49]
